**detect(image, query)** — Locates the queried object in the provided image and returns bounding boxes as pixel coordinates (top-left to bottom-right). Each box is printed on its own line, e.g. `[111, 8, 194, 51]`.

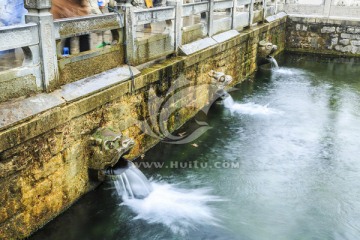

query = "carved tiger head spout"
[209, 70, 233, 100]
[257, 40, 278, 66]
[89, 127, 135, 171]
[209, 70, 233, 90]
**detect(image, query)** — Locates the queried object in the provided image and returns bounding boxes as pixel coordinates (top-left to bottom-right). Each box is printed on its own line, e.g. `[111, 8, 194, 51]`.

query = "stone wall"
[0, 18, 286, 239]
[286, 16, 360, 56]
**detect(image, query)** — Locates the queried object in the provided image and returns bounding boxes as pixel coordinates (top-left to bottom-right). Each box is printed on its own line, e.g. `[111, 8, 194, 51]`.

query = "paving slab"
[266, 12, 288, 23]
[60, 65, 140, 102]
[180, 37, 217, 55]
[0, 92, 65, 130]
[212, 30, 240, 43]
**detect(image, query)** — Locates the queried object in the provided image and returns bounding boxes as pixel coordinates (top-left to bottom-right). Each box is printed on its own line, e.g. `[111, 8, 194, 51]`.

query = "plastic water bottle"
[63, 47, 70, 56]
[98, 0, 104, 7]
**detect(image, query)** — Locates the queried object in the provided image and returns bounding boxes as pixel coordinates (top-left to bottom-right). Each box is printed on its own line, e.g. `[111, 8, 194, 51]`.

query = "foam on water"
[224, 95, 282, 115]
[119, 181, 223, 235]
[271, 67, 308, 76]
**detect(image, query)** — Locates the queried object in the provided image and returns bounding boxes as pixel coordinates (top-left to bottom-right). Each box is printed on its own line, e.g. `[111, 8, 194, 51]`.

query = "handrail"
[133, 6, 175, 25]
[0, 23, 38, 51]
[54, 13, 123, 39]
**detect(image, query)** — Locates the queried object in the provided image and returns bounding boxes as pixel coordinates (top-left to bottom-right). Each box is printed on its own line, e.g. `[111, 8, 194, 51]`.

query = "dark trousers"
[64, 34, 90, 54]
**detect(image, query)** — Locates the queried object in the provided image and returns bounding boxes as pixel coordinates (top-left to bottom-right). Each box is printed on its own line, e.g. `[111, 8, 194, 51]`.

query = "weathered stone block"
[339, 39, 350, 45]
[331, 38, 339, 45]
[321, 26, 336, 33]
[347, 27, 355, 33]
[341, 33, 351, 39]
[351, 40, 360, 46]
[350, 34, 360, 40]
[341, 45, 352, 52]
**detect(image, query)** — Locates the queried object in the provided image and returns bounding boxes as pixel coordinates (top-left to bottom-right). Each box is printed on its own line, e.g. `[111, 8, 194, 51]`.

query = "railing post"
[123, 3, 137, 65]
[323, 0, 332, 18]
[208, 0, 215, 37]
[168, 0, 183, 53]
[232, 0, 238, 29]
[263, 0, 267, 21]
[274, 0, 278, 14]
[249, 0, 255, 27]
[24, 0, 59, 91]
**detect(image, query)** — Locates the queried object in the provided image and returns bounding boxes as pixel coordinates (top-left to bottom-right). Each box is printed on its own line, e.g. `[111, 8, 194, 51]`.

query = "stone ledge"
[266, 12, 287, 23]
[212, 30, 240, 43]
[179, 37, 217, 55]
[184, 17, 286, 67]
[288, 15, 360, 26]
[286, 48, 360, 57]
[0, 92, 65, 130]
[61, 66, 139, 102]
[0, 65, 140, 133]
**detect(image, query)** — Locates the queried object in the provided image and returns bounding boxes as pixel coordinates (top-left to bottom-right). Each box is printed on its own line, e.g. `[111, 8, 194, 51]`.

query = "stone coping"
[180, 15, 287, 56]
[0, 65, 139, 134]
[180, 30, 241, 55]
[266, 12, 287, 23]
[180, 37, 218, 55]
[212, 30, 240, 43]
[288, 15, 360, 25]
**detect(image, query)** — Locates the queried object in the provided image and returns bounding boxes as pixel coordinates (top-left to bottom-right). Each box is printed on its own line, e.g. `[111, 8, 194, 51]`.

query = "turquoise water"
[31, 54, 360, 240]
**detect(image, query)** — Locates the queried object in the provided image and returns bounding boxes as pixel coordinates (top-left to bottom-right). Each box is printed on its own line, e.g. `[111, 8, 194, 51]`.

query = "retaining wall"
[287, 16, 360, 56]
[0, 18, 286, 239]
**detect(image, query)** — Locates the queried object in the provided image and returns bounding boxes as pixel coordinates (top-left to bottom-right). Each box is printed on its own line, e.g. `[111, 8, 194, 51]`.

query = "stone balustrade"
[280, 0, 360, 18]
[0, 0, 276, 103]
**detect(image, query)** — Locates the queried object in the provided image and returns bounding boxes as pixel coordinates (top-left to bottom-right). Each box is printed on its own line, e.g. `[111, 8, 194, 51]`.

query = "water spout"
[105, 160, 153, 199]
[267, 56, 279, 68]
[257, 40, 279, 68]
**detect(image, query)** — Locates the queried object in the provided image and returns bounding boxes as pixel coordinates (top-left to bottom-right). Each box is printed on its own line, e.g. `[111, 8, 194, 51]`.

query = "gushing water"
[223, 95, 282, 115]
[108, 162, 223, 235]
[121, 182, 223, 235]
[107, 162, 153, 199]
[268, 56, 279, 68]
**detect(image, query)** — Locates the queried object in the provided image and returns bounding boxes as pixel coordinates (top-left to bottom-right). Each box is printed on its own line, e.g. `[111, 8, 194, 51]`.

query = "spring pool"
[31, 53, 360, 240]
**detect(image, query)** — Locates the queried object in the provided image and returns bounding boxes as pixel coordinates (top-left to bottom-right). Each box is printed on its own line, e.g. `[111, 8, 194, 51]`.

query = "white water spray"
[224, 95, 282, 115]
[108, 162, 223, 235]
[107, 162, 152, 199]
[121, 182, 223, 235]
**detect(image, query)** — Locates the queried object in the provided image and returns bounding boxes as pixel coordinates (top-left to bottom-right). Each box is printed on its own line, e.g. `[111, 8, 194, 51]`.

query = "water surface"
[31, 54, 360, 240]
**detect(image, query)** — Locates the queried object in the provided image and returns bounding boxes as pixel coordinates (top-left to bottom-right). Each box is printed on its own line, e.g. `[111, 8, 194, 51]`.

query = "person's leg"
[64, 38, 71, 54]
[79, 34, 91, 52]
